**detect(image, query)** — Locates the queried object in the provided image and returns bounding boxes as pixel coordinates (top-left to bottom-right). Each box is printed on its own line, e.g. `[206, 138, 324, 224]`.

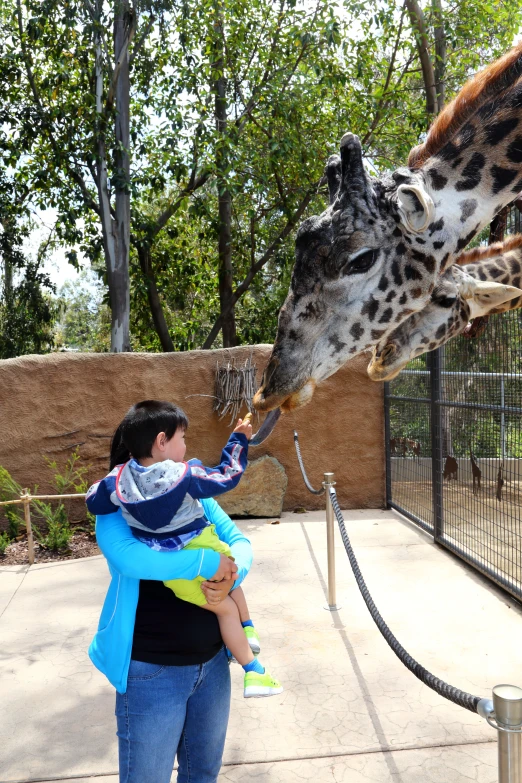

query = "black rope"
[293, 431, 325, 495]
[293, 432, 482, 714]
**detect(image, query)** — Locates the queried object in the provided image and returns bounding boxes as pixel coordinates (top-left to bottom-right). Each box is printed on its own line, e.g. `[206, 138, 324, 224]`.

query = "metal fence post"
[428, 348, 444, 541]
[494, 684, 522, 783]
[384, 381, 392, 507]
[323, 472, 338, 611]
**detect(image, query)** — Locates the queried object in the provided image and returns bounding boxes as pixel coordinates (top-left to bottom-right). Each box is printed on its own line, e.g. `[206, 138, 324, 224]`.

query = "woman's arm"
[96, 509, 221, 581]
[201, 498, 252, 587]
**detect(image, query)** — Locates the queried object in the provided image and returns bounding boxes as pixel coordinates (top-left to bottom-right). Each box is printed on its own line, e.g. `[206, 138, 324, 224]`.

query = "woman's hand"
[200, 576, 235, 605]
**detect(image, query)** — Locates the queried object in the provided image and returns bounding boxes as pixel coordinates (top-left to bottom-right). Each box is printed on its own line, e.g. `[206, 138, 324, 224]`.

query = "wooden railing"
[0, 492, 87, 565]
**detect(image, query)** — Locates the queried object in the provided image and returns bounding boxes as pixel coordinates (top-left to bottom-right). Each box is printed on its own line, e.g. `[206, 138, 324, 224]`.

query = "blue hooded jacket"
[89, 498, 252, 694]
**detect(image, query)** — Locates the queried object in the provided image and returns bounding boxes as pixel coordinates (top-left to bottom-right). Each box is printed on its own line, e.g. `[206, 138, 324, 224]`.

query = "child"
[86, 400, 282, 699]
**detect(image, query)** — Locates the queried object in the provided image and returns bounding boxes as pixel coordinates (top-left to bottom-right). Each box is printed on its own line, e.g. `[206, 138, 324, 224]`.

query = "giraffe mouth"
[253, 379, 317, 413]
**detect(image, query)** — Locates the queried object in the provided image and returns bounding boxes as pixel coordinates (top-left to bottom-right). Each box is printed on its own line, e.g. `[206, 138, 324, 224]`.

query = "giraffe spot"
[396, 309, 414, 321]
[392, 227, 402, 238]
[459, 198, 478, 223]
[414, 253, 436, 273]
[328, 335, 347, 353]
[428, 168, 448, 190]
[350, 322, 364, 340]
[440, 253, 450, 270]
[433, 240, 445, 250]
[361, 296, 379, 322]
[511, 178, 522, 193]
[288, 330, 298, 340]
[507, 136, 522, 163]
[501, 275, 510, 284]
[497, 258, 508, 269]
[435, 324, 446, 339]
[371, 329, 385, 340]
[398, 292, 408, 305]
[489, 267, 503, 279]
[439, 141, 460, 161]
[396, 242, 407, 255]
[478, 269, 488, 281]
[378, 275, 389, 291]
[393, 172, 413, 185]
[378, 308, 393, 324]
[368, 218, 375, 225]
[455, 152, 485, 191]
[509, 259, 521, 275]
[411, 287, 423, 298]
[451, 156, 463, 169]
[404, 235, 412, 244]
[391, 260, 403, 286]
[456, 224, 480, 252]
[415, 237, 426, 244]
[428, 218, 445, 235]
[485, 117, 519, 145]
[421, 337, 430, 344]
[404, 264, 422, 281]
[491, 165, 518, 194]
[385, 290, 397, 302]
[513, 276, 521, 288]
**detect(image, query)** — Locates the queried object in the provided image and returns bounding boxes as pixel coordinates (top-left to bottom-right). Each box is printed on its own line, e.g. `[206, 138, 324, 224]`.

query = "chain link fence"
[385, 308, 522, 600]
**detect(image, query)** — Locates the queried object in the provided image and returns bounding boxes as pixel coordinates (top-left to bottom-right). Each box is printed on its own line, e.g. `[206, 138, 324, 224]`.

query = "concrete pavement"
[1, 508, 521, 783]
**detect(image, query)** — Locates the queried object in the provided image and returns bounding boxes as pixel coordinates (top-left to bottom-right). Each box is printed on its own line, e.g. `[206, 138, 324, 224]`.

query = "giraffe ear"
[397, 184, 434, 234]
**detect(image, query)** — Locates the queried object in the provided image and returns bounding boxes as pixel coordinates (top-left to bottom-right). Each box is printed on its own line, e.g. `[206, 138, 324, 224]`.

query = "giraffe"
[253, 43, 522, 416]
[366, 236, 522, 381]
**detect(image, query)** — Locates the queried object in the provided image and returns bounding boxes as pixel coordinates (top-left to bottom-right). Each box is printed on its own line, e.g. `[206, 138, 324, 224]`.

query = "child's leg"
[230, 586, 260, 654]
[229, 586, 250, 623]
[202, 596, 254, 666]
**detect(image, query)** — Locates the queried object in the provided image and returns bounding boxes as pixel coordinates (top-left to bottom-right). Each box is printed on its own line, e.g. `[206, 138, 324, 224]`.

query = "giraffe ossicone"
[253, 42, 522, 414]
[367, 237, 522, 381]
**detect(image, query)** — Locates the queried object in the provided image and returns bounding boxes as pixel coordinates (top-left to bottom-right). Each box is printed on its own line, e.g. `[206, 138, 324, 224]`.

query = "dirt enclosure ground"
[392, 473, 522, 589]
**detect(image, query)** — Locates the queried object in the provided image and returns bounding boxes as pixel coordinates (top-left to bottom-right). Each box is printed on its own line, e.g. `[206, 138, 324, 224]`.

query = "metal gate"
[385, 310, 522, 600]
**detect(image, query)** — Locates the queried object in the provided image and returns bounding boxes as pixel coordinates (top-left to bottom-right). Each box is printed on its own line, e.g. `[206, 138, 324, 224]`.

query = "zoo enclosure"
[384, 308, 522, 601]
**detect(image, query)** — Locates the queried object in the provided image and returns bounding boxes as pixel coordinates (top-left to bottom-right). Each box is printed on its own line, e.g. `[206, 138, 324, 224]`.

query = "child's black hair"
[109, 400, 189, 470]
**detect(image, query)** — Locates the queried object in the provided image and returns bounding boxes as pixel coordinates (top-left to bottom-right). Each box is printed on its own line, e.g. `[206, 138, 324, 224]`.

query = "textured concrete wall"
[0, 347, 384, 513]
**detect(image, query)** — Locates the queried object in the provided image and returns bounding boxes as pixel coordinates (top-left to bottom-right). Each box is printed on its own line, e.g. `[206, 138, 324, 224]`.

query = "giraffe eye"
[343, 248, 377, 275]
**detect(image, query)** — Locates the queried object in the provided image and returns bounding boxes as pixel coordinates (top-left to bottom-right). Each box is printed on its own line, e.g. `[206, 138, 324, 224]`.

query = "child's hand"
[234, 414, 253, 440]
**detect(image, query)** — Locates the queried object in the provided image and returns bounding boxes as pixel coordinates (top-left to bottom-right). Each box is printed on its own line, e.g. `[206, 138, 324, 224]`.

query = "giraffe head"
[368, 246, 522, 381]
[254, 42, 522, 413]
[254, 133, 441, 411]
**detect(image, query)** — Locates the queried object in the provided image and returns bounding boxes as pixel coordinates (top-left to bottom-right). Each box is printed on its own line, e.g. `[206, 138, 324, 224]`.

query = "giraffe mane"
[408, 42, 522, 169]
[455, 233, 522, 265]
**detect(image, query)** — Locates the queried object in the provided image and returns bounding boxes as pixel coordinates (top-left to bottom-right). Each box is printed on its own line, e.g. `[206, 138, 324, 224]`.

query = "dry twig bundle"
[214, 357, 258, 423]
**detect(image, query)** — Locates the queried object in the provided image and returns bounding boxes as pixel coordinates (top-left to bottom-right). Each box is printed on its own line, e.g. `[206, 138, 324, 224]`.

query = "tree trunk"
[112, 0, 131, 352]
[213, 3, 236, 347]
[137, 246, 175, 351]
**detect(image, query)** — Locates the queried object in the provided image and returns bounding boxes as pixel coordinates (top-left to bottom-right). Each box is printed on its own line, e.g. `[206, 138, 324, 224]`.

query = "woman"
[89, 497, 251, 783]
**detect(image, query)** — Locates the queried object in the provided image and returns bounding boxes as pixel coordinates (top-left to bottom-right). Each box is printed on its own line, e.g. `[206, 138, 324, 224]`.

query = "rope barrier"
[293, 431, 325, 495]
[293, 431, 482, 714]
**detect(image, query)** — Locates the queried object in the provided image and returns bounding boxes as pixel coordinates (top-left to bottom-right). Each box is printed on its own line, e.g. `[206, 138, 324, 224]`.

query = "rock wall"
[0, 347, 384, 513]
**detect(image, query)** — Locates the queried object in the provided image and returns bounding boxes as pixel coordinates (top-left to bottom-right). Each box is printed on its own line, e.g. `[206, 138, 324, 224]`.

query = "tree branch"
[201, 184, 317, 349]
[129, 13, 155, 67]
[405, 0, 437, 118]
[105, 8, 137, 113]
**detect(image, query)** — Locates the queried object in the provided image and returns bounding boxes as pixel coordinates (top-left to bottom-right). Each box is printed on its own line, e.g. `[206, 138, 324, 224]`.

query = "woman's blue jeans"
[116, 648, 231, 783]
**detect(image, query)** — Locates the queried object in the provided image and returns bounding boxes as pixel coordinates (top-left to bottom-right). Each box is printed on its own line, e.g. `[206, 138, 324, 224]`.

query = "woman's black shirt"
[131, 579, 223, 666]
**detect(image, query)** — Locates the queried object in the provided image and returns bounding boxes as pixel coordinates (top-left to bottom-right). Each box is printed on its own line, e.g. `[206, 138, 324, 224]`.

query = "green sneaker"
[244, 626, 261, 655]
[244, 670, 283, 698]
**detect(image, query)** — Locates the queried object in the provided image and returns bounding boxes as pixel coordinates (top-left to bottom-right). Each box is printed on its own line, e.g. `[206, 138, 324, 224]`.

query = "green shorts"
[163, 524, 233, 607]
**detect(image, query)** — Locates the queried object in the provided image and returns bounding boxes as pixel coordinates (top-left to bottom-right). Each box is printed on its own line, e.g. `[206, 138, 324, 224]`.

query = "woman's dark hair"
[109, 400, 189, 470]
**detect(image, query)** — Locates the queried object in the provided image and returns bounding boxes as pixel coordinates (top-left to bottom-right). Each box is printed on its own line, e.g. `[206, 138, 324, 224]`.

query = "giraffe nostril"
[380, 343, 397, 362]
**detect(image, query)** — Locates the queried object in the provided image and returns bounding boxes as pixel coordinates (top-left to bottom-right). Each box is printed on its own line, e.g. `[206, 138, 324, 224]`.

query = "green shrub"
[0, 531, 11, 555]
[33, 502, 72, 551]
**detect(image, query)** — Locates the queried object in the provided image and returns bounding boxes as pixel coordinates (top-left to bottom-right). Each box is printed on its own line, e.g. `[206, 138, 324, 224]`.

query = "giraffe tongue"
[250, 408, 282, 447]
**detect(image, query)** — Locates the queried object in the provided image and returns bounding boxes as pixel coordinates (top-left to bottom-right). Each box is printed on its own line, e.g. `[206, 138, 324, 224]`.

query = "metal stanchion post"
[22, 491, 34, 566]
[494, 685, 522, 783]
[323, 473, 339, 611]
